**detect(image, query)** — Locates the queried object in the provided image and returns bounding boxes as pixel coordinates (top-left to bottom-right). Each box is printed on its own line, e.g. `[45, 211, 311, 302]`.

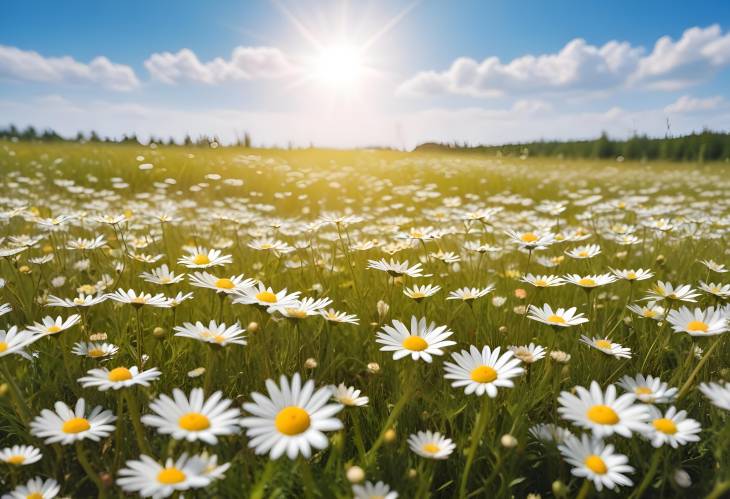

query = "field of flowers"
[1, 141, 729, 498]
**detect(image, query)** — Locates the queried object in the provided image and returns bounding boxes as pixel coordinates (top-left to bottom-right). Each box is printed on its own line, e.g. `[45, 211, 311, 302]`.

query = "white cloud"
[144, 47, 294, 84]
[399, 25, 730, 98]
[664, 95, 726, 114]
[0, 45, 139, 91]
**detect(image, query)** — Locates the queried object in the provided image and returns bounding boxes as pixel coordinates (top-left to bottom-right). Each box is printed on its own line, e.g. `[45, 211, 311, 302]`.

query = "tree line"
[415, 130, 730, 162]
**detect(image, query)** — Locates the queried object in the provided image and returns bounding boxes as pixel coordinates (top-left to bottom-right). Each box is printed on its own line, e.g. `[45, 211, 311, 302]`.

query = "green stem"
[124, 390, 151, 455]
[299, 458, 317, 499]
[75, 441, 107, 498]
[0, 362, 32, 426]
[575, 479, 592, 499]
[250, 459, 277, 499]
[632, 448, 662, 498]
[707, 481, 730, 499]
[677, 336, 723, 400]
[458, 396, 490, 499]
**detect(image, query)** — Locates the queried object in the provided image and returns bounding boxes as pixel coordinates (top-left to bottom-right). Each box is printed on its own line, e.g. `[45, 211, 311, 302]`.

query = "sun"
[311, 43, 364, 90]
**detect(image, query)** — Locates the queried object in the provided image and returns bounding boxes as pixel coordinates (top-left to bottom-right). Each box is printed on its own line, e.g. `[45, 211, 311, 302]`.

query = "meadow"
[0, 141, 729, 498]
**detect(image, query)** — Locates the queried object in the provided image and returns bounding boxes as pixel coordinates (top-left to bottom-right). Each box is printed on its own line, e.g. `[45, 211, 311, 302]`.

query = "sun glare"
[312, 43, 364, 89]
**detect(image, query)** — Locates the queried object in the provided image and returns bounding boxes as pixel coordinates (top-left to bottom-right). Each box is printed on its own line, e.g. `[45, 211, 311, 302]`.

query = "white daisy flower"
[558, 381, 650, 438]
[527, 304, 589, 327]
[376, 316, 456, 363]
[0, 326, 42, 359]
[508, 343, 547, 364]
[78, 366, 161, 391]
[0, 303, 12, 317]
[667, 306, 728, 336]
[644, 281, 700, 303]
[247, 238, 294, 253]
[108, 289, 171, 308]
[407, 430, 456, 460]
[367, 258, 425, 278]
[626, 301, 665, 320]
[268, 297, 333, 319]
[699, 381, 730, 411]
[528, 423, 573, 444]
[2, 477, 60, 499]
[643, 406, 701, 448]
[565, 244, 601, 259]
[139, 264, 186, 285]
[563, 273, 617, 289]
[46, 292, 107, 308]
[141, 388, 241, 445]
[504, 230, 555, 250]
[166, 291, 194, 308]
[0, 444, 42, 466]
[72, 341, 119, 359]
[559, 434, 634, 491]
[174, 321, 247, 347]
[403, 283, 441, 301]
[579, 336, 632, 359]
[66, 235, 106, 250]
[30, 398, 116, 445]
[444, 345, 524, 397]
[177, 246, 232, 269]
[117, 453, 225, 498]
[446, 285, 495, 302]
[240, 373, 344, 459]
[520, 274, 565, 288]
[329, 383, 368, 407]
[617, 374, 677, 404]
[699, 282, 730, 299]
[699, 259, 728, 273]
[610, 268, 654, 282]
[25, 314, 81, 336]
[232, 282, 300, 309]
[352, 480, 398, 499]
[319, 309, 359, 325]
[188, 271, 256, 294]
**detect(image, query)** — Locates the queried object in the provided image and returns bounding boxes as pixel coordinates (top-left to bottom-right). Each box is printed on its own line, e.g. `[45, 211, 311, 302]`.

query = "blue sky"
[1, 0, 729, 147]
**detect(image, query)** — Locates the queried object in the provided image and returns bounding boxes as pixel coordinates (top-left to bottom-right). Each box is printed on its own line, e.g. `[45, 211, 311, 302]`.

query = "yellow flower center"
[131, 297, 146, 304]
[594, 339, 612, 349]
[635, 386, 653, 395]
[578, 251, 589, 257]
[534, 279, 547, 287]
[108, 367, 133, 382]
[7, 455, 25, 465]
[578, 278, 596, 287]
[157, 467, 186, 484]
[212, 335, 226, 344]
[653, 418, 677, 435]
[410, 291, 426, 299]
[643, 310, 656, 318]
[62, 417, 91, 434]
[686, 321, 708, 333]
[259, 243, 273, 250]
[178, 412, 211, 431]
[470, 365, 498, 383]
[402, 336, 428, 351]
[215, 278, 235, 289]
[88, 348, 105, 358]
[285, 308, 308, 319]
[586, 405, 619, 425]
[547, 314, 565, 324]
[626, 272, 637, 280]
[27, 493, 43, 499]
[584, 455, 608, 474]
[275, 406, 311, 435]
[422, 443, 440, 454]
[47, 325, 62, 334]
[0, 342, 7, 353]
[255, 291, 278, 303]
[521, 232, 538, 243]
[193, 254, 210, 265]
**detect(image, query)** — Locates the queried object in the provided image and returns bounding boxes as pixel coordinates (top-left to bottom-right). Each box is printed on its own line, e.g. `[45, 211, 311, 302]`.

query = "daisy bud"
[377, 300, 389, 322]
[188, 367, 206, 378]
[304, 358, 318, 369]
[407, 468, 417, 479]
[673, 469, 691, 488]
[89, 332, 108, 341]
[655, 254, 665, 265]
[0, 383, 8, 397]
[513, 305, 526, 315]
[550, 351, 571, 363]
[19, 265, 31, 274]
[383, 428, 397, 443]
[346, 466, 365, 484]
[247, 321, 259, 333]
[527, 494, 542, 499]
[367, 362, 380, 374]
[152, 327, 166, 338]
[552, 480, 568, 498]
[498, 326, 508, 334]
[500, 434, 518, 448]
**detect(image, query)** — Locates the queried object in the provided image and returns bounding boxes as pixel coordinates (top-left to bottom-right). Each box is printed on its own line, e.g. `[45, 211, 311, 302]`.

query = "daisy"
[527, 304, 589, 328]
[403, 284, 441, 301]
[0, 444, 42, 466]
[558, 434, 634, 491]
[128, 252, 165, 264]
[558, 381, 650, 438]
[376, 316, 456, 363]
[699, 259, 728, 273]
[173, 321, 247, 347]
[699, 381, 730, 411]
[520, 274, 565, 288]
[319, 309, 360, 325]
[329, 383, 369, 407]
[30, 398, 116, 445]
[72, 341, 119, 359]
[66, 235, 106, 250]
[626, 301, 665, 320]
[0, 303, 11, 317]
[617, 374, 677, 404]
[699, 282, 730, 300]
[78, 366, 161, 391]
[0, 326, 42, 359]
[269, 297, 333, 319]
[508, 343, 547, 364]
[117, 453, 224, 498]
[579, 336, 632, 359]
[46, 292, 107, 308]
[141, 388, 240, 444]
[167, 291, 194, 308]
[2, 477, 60, 499]
[528, 423, 573, 444]
[247, 238, 294, 253]
[504, 230, 555, 250]
[352, 481, 398, 499]
[610, 268, 654, 282]
[667, 306, 728, 336]
[644, 281, 700, 303]
[407, 430, 456, 460]
[563, 273, 617, 289]
[26, 314, 81, 336]
[444, 345, 524, 397]
[446, 285, 495, 302]
[367, 259, 425, 278]
[643, 406, 701, 448]
[565, 244, 601, 259]
[232, 282, 300, 309]
[108, 289, 171, 308]
[188, 271, 256, 294]
[139, 264, 186, 285]
[177, 246, 232, 269]
[240, 372, 344, 459]
[430, 250, 461, 263]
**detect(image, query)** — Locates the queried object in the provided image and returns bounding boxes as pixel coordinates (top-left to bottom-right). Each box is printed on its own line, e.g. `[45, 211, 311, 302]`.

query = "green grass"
[0, 141, 729, 498]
